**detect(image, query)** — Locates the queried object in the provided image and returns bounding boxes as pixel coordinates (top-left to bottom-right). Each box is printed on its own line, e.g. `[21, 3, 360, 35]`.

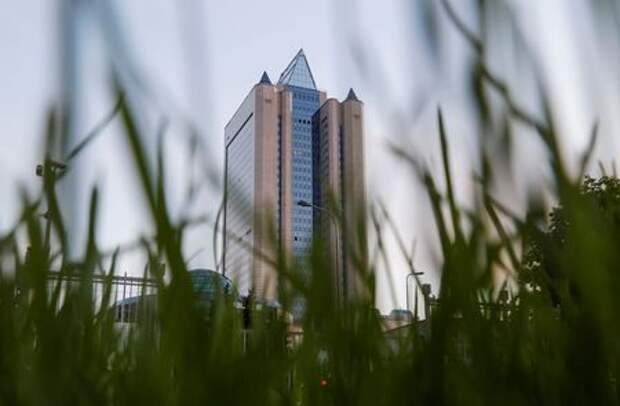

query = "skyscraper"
[223, 49, 368, 307]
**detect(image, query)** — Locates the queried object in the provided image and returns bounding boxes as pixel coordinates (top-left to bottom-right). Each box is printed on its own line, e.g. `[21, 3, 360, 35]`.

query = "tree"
[522, 175, 620, 306]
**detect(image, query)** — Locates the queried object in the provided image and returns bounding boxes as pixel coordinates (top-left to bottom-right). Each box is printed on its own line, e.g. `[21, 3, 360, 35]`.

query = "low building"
[113, 268, 238, 324]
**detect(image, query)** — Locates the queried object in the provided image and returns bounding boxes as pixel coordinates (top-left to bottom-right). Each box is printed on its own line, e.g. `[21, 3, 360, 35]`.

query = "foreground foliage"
[2, 1, 620, 405]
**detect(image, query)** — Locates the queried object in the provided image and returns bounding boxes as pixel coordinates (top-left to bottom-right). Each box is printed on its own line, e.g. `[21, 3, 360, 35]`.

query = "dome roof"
[189, 269, 238, 299]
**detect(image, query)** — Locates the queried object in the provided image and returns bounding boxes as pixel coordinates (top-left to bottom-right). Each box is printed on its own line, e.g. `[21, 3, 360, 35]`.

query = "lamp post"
[406, 271, 424, 320]
[34, 96, 123, 255]
[297, 200, 343, 300]
[421, 283, 432, 319]
[36, 160, 67, 252]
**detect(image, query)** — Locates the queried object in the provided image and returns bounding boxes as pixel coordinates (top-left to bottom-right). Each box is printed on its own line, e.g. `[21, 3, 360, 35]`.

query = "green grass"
[2, 1, 620, 404]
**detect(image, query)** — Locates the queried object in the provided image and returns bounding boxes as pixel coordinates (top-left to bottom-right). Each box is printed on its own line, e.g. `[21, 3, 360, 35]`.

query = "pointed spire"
[277, 49, 317, 89]
[259, 71, 272, 85]
[345, 88, 360, 102]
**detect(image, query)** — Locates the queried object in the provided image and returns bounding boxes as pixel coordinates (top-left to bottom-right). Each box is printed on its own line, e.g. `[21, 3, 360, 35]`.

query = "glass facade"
[313, 113, 331, 215]
[278, 50, 317, 90]
[288, 85, 320, 258]
[313, 106, 346, 298]
[190, 269, 238, 300]
[225, 106, 255, 295]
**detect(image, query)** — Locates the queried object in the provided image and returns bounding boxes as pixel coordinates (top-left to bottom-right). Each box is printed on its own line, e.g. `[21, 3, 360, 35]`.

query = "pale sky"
[1, 1, 618, 312]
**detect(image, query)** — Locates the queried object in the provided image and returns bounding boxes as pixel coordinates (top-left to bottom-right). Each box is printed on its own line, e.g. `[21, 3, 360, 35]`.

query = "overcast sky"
[1, 1, 618, 312]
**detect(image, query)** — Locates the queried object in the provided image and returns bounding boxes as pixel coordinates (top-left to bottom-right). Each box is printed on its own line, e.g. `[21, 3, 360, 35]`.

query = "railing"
[44, 271, 158, 319]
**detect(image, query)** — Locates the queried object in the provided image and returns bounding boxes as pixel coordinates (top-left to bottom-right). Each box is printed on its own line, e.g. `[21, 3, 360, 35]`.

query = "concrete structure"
[223, 49, 368, 310]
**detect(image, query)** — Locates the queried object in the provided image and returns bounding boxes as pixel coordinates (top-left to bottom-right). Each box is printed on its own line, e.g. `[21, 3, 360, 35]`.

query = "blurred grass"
[2, 1, 620, 405]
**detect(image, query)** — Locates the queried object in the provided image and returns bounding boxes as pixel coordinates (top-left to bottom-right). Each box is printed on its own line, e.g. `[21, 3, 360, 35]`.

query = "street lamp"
[297, 200, 343, 300]
[36, 160, 68, 252]
[406, 271, 424, 320]
[34, 95, 123, 255]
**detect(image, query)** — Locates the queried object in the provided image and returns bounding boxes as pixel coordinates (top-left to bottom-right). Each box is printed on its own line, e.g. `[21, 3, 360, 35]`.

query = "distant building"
[223, 49, 368, 310]
[380, 309, 414, 332]
[380, 309, 431, 354]
[113, 269, 237, 324]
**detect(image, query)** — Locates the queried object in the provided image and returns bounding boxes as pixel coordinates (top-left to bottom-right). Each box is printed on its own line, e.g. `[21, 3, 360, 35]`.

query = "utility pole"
[34, 95, 123, 256]
[421, 283, 432, 319]
[35, 159, 67, 253]
[406, 271, 424, 319]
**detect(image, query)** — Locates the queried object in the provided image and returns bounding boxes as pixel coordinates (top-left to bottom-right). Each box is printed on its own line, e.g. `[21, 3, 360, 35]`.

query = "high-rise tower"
[223, 49, 368, 307]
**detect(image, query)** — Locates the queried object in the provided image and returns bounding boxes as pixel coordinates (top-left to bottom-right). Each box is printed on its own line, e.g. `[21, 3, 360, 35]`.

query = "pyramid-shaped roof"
[277, 49, 317, 90]
[345, 88, 360, 102]
[259, 71, 272, 85]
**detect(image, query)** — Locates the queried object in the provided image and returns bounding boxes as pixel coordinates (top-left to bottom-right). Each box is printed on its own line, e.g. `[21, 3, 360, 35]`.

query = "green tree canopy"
[523, 175, 620, 306]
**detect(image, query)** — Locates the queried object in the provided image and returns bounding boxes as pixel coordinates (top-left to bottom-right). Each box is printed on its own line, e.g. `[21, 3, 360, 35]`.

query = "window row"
[293, 225, 312, 233]
[293, 92, 319, 102]
[293, 150, 312, 157]
[293, 174, 311, 182]
[294, 216, 313, 225]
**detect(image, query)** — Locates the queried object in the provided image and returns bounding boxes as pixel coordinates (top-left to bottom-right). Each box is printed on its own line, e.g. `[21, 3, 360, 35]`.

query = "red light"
[320, 379, 328, 387]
